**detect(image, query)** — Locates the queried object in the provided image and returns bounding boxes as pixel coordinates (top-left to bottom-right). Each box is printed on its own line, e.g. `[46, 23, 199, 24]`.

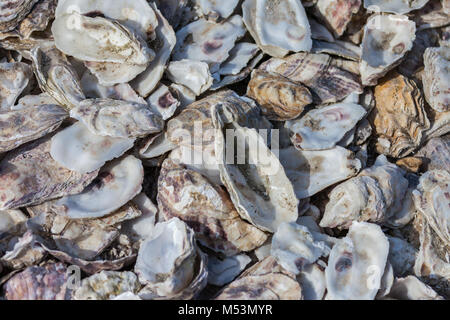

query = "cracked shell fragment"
[0, 0, 39, 33]
[242, 0, 312, 58]
[157, 159, 268, 256]
[215, 256, 302, 300]
[360, 14, 416, 86]
[0, 104, 67, 153]
[50, 121, 135, 174]
[207, 254, 252, 286]
[315, 0, 361, 37]
[166, 60, 213, 96]
[4, 263, 72, 300]
[0, 134, 99, 210]
[246, 69, 313, 121]
[285, 103, 367, 150]
[387, 276, 444, 300]
[422, 47, 450, 113]
[364, 0, 430, 14]
[70, 99, 163, 138]
[372, 73, 430, 158]
[325, 222, 389, 300]
[0, 61, 32, 110]
[52, 155, 143, 219]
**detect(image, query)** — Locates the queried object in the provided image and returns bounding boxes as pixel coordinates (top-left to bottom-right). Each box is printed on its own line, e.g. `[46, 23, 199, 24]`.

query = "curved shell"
[166, 60, 213, 96]
[422, 47, 450, 113]
[279, 146, 361, 199]
[387, 276, 444, 300]
[364, 0, 430, 14]
[50, 121, 135, 174]
[157, 159, 268, 256]
[0, 104, 67, 153]
[0, 134, 99, 210]
[417, 136, 450, 172]
[215, 256, 302, 300]
[261, 52, 363, 104]
[246, 69, 313, 121]
[4, 263, 71, 300]
[325, 222, 389, 300]
[0, 62, 32, 110]
[242, 0, 312, 58]
[372, 73, 430, 158]
[387, 236, 417, 277]
[297, 262, 327, 300]
[286, 103, 367, 150]
[197, 0, 239, 20]
[0, 0, 39, 33]
[207, 254, 252, 286]
[360, 14, 416, 86]
[315, 0, 361, 36]
[70, 99, 163, 138]
[53, 155, 143, 219]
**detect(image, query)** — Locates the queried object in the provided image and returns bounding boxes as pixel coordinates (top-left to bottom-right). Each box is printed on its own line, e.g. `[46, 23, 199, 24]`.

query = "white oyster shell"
[146, 84, 180, 120]
[325, 222, 389, 300]
[207, 254, 252, 286]
[197, 0, 240, 19]
[50, 121, 135, 174]
[0, 62, 32, 110]
[297, 262, 327, 300]
[360, 14, 416, 86]
[387, 276, 444, 300]
[52, 155, 143, 219]
[279, 146, 361, 199]
[166, 60, 213, 96]
[422, 47, 450, 113]
[285, 103, 367, 150]
[271, 222, 331, 275]
[121, 193, 157, 243]
[242, 0, 312, 58]
[218, 42, 260, 76]
[364, 0, 430, 14]
[138, 132, 177, 160]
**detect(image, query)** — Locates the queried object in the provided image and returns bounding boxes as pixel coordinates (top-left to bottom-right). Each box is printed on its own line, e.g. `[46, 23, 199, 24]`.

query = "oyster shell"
[325, 222, 389, 300]
[218, 42, 260, 77]
[70, 99, 163, 138]
[387, 276, 444, 300]
[387, 236, 417, 277]
[52, 155, 143, 219]
[146, 84, 180, 120]
[242, 0, 312, 58]
[4, 263, 71, 300]
[0, 104, 67, 153]
[0, 0, 39, 33]
[0, 230, 46, 270]
[360, 14, 416, 86]
[413, 0, 450, 30]
[286, 103, 367, 150]
[320, 155, 408, 229]
[50, 121, 135, 174]
[372, 73, 430, 158]
[73, 271, 141, 300]
[364, 0, 430, 14]
[246, 70, 313, 121]
[416, 136, 450, 172]
[0, 61, 32, 110]
[215, 256, 302, 300]
[261, 52, 363, 104]
[422, 47, 450, 113]
[297, 262, 327, 300]
[279, 146, 361, 199]
[157, 159, 268, 256]
[166, 60, 213, 96]
[197, 0, 240, 20]
[207, 254, 252, 286]
[138, 132, 177, 160]
[315, 0, 361, 37]
[0, 134, 98, 210]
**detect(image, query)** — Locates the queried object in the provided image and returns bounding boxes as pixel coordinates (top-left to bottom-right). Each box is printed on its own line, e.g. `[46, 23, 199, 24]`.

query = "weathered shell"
[73, 271, 141, 300]
[413, 0, 450, 30]
[423, 107, 450, 142]
[121, 192, 157, 243]
[197, 0, 240, 19]
[138, 132, 177, 160]
[0, 0, 39, 33]
[0, 230, 46, 269]
[297, 262, 327, 300]
[320, 155, 408, 229]
[131, 2, 176, 97]
[212, 104, 298, 233]
[416, 136, 450, 172]
[242, 0, 312, 58]
[360, 14, 416, 86]
[246, 70, 313, 121]
[372, 73, 430, 158]
[30, 45, 85, 110]
[0, 134, 99, 210]
[387, 276, 444, 300]
[166, 60, 213, 96]
[286, 103, 367, 150]
[364, 0, 430, 14]
[70, 99, 163, 138]
[422, 47, 450, 113]
[271, 222, 331, 275]
[12, 93, 58, 110]
[0, 61, 32, 110]
[315, 0, 361, 36]
[0, 104, 67, 153]
[157, 159, 268, 256]
[325, 222, 389, 300]
[4, 263, 71, 300]
[52, 155, 143, 220]
[387, 236, 417, 277]
[311, 39, 362, 61]
[261, 52, 363, 104]
[218, 42, 260, 77]
[146, 84, 180, 120]
[215, 256, 302, 300]
[50, 121, 135, 174]
[0, 209, 27, 238]
[279, 146, 361, 199]
[207, 254, 252, 286]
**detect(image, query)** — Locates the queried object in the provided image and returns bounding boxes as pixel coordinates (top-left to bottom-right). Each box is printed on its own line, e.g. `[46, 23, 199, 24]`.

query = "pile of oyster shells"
[0, 0, 448, 300]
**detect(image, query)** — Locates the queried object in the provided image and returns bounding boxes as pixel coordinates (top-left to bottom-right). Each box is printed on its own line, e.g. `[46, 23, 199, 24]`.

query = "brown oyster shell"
[372, 73, 430, 158]
[215, 256, 302, 300]
[260, 52, 363, 104]
[4, 262, 72, 300]
[157, 159, 268, 256]
[0, 134, 99, 210]
[0, 0, 39, 33]
[246, 69, 312, 121]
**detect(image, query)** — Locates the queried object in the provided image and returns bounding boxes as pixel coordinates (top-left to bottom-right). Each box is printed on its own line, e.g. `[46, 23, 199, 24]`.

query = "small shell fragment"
[166, 60, 213, 96]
